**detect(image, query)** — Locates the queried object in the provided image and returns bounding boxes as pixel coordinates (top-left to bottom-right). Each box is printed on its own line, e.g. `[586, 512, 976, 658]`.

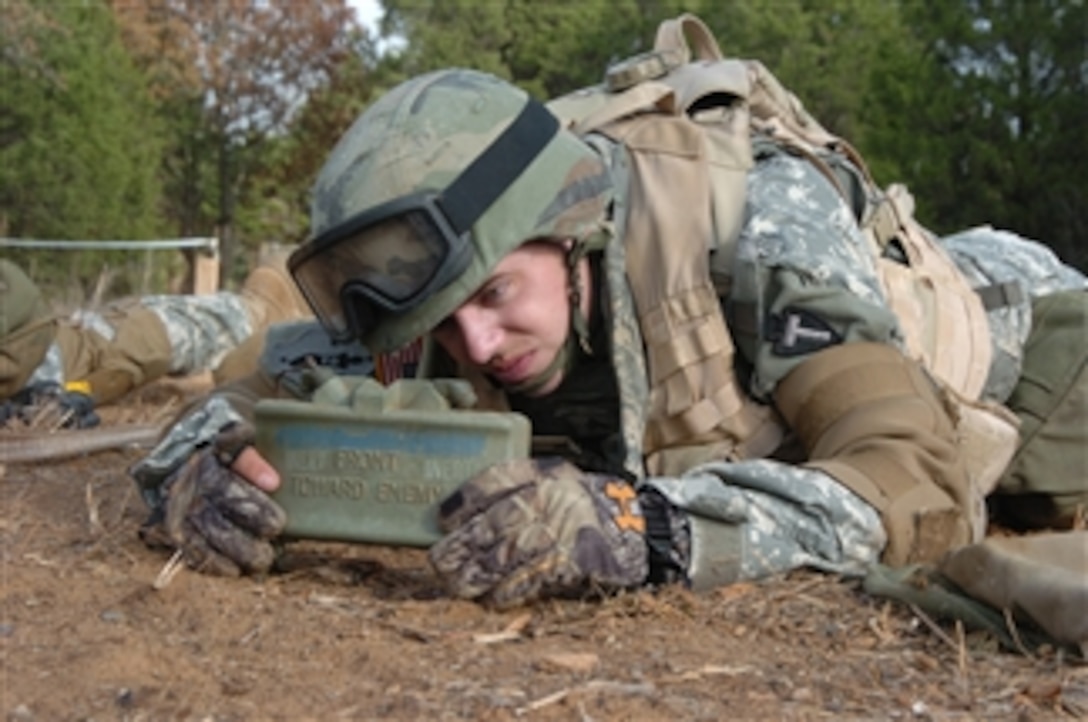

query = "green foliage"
[497, 0, 665, 97]
[682, 0, 928, 182]
[239, 37, 382, 249]
[378, 0, 678, 98]
[158, 93, 218, 240]
[4, 0, 1084, 301]
[898, 0, 1087, 270]
[0, 0, 165, 241]
[0, 0, 168, 299]
[376, 0, 929, 183]
[113, 0, 364, 286]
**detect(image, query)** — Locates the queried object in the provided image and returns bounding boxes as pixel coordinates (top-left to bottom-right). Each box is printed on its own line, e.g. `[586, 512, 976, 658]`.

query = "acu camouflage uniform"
[527, 26, 1087, 590]
[641, 149, 1085, 586]
[0, 257, 308, 407]
[481, 139, 1085, 588]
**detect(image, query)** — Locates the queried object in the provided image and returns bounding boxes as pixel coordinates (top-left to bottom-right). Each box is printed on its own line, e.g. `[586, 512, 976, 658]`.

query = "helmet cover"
[308, 68, 613, 353]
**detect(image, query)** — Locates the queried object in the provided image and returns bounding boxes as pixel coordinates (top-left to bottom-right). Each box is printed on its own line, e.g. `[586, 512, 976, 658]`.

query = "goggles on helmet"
[289, 98, 560, 342]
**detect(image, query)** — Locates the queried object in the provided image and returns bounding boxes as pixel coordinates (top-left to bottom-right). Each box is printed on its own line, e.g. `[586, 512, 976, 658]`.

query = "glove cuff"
[638, 488, 691, 586]
[129, 395, 245, 509]
[638, 484, 746, 591]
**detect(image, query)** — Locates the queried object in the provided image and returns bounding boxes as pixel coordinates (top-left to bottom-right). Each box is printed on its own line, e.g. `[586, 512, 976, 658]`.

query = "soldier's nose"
[451, 307, 503, 367]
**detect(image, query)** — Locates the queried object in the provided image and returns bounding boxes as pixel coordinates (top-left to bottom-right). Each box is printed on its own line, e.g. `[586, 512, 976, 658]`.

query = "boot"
[238, 248, 310, 331]
[939, 531, 1088, 653]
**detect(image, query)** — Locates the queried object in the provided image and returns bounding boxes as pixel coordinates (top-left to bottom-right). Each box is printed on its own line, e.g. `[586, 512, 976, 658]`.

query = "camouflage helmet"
[0, 259, 48, 337]
[295, 68, 613, 353]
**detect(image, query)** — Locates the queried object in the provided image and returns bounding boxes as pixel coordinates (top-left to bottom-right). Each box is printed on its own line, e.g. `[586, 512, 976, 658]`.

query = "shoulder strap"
[653, 13, 724, 62]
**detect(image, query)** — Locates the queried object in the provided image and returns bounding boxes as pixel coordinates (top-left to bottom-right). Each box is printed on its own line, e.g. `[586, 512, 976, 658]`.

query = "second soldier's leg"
[143, 255, 309, 378]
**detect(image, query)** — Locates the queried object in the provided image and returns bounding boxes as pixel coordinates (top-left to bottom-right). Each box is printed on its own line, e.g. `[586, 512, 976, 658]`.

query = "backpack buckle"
[605, 50, 683, 93]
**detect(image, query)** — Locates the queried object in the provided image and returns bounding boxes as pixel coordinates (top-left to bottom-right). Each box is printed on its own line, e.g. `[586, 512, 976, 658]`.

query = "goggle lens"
[290, 197, 463, 340]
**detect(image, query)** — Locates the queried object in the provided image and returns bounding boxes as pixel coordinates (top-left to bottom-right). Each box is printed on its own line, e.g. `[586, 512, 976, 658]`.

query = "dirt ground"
[2, 380, 1086, 721]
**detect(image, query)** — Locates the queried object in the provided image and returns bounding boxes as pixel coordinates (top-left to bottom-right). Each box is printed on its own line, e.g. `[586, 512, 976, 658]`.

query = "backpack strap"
[568, 81, 677, 136]
[975, 280, 1025, 310]
[653, 13, 724, 63]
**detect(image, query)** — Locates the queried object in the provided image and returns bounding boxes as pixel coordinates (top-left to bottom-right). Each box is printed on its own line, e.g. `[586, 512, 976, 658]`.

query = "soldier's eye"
[479, 277, 512, 306]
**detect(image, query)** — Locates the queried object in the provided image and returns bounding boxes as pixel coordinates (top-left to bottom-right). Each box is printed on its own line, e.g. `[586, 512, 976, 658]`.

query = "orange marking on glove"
[604, 481, 646, 533]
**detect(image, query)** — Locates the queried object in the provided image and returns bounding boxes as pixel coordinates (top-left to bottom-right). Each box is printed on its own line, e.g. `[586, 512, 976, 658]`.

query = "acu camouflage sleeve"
[640, 459, 886, 590]
[729, 146, 902, 401]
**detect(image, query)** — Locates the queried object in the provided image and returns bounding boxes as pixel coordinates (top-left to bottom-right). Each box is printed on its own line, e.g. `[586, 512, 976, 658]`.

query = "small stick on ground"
[516, 680, 656, 716]
[909, 603, 960, 654]
[956, 619, 972, 697]
[153, 549, 186, 590]
[1003, 607, 1034, 658]
[474, 612, 533, 645]
[767, 574, 830, 604]
[84, 481, 102, 536]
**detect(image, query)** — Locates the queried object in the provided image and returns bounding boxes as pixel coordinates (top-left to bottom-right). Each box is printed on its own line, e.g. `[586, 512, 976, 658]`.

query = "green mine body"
[255, 377, 530, 547]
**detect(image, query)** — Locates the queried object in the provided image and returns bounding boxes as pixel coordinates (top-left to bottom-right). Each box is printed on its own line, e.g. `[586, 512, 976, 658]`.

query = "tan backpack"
[552, 13, 996, 400]
[548, 13, 1019, 537]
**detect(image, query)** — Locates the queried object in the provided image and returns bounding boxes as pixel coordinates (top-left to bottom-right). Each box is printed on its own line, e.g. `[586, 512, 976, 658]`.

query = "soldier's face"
[432, 241, 589, 396]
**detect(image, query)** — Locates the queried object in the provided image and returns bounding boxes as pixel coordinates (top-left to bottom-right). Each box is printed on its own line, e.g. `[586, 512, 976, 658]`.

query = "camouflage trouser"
[24, 343, 65, 389]
[140, 293, 253, 375]
[939, 226, 1088, 402]
[27, 292, 254, 388]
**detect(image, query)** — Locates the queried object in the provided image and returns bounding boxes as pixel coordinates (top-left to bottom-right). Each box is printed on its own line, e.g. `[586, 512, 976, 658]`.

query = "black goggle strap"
[438, 98, 559, 234]
[322, 98, 557, 340]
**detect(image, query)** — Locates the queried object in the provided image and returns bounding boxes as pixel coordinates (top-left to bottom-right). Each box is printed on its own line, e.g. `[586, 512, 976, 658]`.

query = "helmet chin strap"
[503, 241, 593, 396]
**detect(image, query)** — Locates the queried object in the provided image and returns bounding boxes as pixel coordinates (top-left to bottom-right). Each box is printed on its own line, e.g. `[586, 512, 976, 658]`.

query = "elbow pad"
[775, 342, 972, 565]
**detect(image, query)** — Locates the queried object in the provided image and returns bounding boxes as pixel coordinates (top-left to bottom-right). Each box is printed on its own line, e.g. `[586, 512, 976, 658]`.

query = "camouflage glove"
[139, 422, 287, 576]
[428, 457, 649, 609]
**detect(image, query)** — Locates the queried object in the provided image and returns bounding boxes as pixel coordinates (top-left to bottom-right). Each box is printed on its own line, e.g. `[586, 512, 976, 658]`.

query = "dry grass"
[1, 379, 1084, 720]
